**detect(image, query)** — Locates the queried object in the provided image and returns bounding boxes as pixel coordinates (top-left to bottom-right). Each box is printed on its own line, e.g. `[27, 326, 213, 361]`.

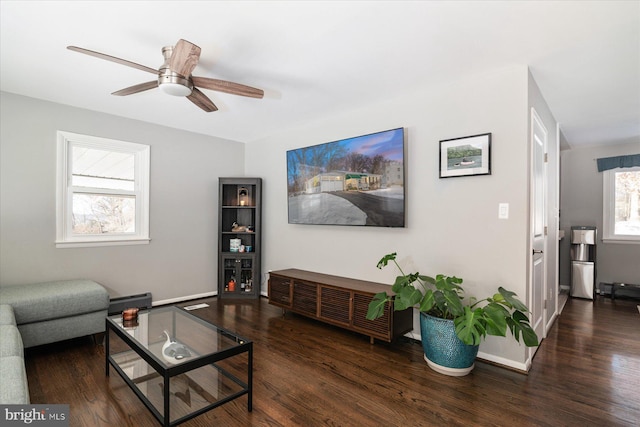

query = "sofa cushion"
[0, 325, 24, 357]
[19, 311, 106, 348]
[0, 356, 30, 404]
[0, 280, 109, 325]
[0, 304, 16, 326]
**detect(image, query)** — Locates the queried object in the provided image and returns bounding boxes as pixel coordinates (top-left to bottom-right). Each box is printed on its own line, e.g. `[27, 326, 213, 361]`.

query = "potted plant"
[366, 252, 539, 376]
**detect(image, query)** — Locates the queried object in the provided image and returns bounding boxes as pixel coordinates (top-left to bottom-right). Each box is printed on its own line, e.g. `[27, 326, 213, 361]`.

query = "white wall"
[0, 92, 244, 302]
[560, 140, 640, 287]
[246, 65, 535, 369]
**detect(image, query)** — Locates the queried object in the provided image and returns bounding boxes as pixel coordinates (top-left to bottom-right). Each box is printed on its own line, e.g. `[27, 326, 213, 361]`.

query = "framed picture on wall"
[286, 128, 406, 227]
[439, 133, 491, 178]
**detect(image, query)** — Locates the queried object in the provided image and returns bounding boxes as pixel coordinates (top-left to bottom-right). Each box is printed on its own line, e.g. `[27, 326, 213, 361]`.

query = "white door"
[530, 108, 547, 351]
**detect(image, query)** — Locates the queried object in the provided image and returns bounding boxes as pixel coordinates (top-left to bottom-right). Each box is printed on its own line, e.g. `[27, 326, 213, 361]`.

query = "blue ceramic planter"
[420, 312, 479, 376]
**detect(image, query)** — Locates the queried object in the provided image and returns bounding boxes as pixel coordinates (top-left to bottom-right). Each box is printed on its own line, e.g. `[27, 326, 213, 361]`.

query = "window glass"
[72, 146, 135, 191]
[56, 131, 150, 247]
[603, 166, 640, 242]
[72, 193, 136, 234]
[613, 169, 640, 236]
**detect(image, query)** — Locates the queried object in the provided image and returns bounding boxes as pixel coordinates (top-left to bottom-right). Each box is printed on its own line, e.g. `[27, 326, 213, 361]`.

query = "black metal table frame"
[105, 306, 253, 427]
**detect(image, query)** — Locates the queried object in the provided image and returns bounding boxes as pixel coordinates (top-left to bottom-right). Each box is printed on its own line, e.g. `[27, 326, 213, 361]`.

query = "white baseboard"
[155, 290, 272, 307]
[153, 291, 217, 307]
[405, 330, 420, 341]
[477, 351, 529, 373]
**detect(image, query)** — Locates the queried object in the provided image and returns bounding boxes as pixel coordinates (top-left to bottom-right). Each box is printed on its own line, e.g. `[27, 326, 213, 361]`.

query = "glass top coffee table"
[106, 306, 252, 427]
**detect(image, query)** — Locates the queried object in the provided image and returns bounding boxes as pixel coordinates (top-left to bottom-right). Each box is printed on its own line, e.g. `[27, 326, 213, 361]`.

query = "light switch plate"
[499, 203, 509, 219]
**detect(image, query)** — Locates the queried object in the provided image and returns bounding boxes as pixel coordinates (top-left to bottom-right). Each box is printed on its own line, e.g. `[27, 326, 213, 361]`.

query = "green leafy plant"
[366, 252, 539, 347]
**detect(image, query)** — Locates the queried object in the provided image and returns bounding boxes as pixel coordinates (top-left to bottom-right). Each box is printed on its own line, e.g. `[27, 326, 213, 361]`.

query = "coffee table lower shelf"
[105, 309, 252, 427]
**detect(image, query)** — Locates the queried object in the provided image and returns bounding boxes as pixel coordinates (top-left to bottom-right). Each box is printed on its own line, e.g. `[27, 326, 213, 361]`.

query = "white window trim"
[56, 131, 150, 248]
[602, 166, 640, 244]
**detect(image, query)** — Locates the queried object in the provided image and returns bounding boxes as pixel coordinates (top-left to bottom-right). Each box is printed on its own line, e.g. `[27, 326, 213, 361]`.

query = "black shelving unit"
[218, 178, 262, 299]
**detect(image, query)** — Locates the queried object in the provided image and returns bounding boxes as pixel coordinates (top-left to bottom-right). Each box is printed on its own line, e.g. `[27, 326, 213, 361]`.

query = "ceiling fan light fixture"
[159, 82, 192, 96]
[158, 71, 193, 97]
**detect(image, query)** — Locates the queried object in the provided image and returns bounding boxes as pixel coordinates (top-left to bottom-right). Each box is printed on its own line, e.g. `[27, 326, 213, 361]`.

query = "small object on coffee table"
[122, 308, 139, 321]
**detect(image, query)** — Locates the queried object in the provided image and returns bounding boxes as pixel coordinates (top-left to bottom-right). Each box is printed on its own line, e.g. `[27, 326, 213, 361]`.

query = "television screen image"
[287, 128, 405, 227]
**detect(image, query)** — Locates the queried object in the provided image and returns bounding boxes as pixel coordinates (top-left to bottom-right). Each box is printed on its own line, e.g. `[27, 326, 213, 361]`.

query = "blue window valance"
[596, 154, 640, 172]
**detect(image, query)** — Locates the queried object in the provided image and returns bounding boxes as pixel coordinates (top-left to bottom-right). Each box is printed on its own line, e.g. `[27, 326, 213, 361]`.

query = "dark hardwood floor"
[24, 296, 640, 426]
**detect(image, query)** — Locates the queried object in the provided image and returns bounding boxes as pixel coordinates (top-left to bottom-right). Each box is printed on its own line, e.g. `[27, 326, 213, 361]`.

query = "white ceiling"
[1, 1, 638, 148]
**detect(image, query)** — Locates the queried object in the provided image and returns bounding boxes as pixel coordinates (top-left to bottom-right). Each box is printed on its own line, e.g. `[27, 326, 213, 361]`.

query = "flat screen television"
[287, 127, 405, 227]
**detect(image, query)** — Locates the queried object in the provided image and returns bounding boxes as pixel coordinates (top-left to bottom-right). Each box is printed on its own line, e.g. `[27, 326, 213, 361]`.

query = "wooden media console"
[267, 269, 413, 343]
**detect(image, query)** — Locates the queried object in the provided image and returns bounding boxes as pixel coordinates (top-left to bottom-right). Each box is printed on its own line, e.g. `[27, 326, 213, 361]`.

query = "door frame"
[545, 123, 561, 332]
[528, 107, 548, 361]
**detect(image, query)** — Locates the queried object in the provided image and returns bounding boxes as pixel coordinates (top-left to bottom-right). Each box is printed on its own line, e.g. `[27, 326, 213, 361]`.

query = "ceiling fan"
[67, 39, 264, 112]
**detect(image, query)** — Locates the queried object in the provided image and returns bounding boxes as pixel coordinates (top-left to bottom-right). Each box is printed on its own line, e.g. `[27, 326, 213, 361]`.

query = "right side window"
[603, 166, 640, 243]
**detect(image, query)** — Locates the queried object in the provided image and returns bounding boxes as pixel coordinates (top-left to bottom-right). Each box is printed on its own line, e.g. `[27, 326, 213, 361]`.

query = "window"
[602, 166, 640, 243]
[56, 131, 150, 247]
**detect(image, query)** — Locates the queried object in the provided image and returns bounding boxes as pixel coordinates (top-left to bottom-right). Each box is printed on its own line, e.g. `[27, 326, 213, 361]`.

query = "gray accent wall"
[0, 92, 244, 302]
[560, 140, 640, 288]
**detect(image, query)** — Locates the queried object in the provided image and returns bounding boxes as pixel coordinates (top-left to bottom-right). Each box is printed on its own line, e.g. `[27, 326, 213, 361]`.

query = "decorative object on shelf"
[366, 252, 538, 376]
[231, 222, 250, 232]
[161, 330, 192, 364]
[439, 133, 491, 178]
[238, 186, 250, 206]
[230, 238, 242, 252]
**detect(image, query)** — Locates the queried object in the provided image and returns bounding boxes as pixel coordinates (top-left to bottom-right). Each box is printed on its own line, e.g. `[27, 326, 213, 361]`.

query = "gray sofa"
[0, 304, 29, 404]
[0, 279, 109, 404]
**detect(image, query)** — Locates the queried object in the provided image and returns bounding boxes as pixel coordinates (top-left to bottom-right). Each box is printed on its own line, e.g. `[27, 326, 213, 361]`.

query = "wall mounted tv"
[287, 127, 405, 227]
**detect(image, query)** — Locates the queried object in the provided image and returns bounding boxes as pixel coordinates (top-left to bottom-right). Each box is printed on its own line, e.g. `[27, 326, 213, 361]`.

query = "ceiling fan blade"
[67, 46, 158, 74]
[112, 81, 159, 96]
[187, 88, 218, 112]
[169, 39, 201, 77]
[192, 76, 264, 98]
